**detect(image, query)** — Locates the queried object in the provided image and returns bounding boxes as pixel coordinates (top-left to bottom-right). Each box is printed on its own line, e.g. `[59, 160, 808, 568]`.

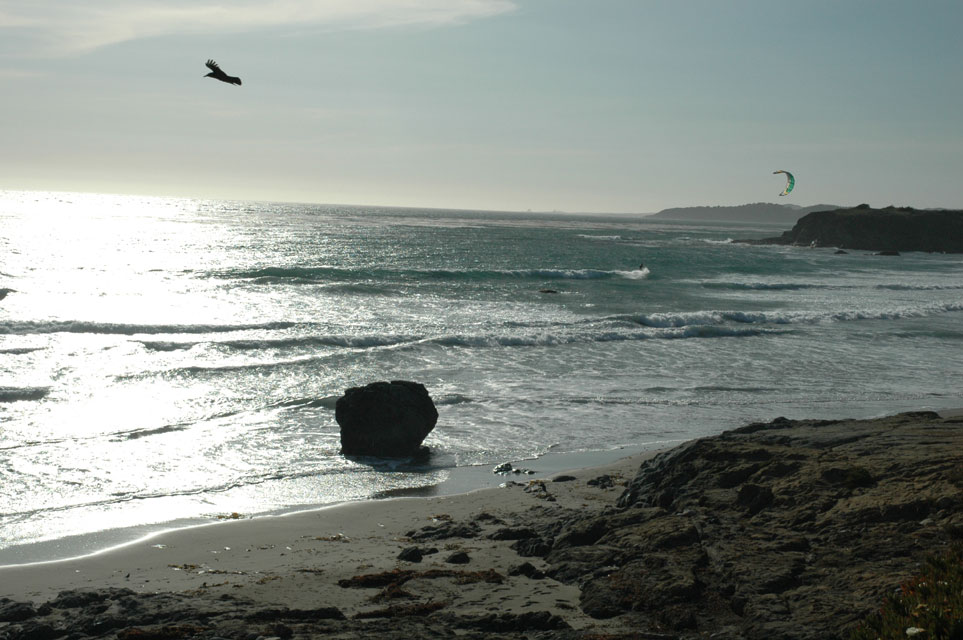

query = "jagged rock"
[737, 483, 774, 515]
[580, 552, 703, 620]
[405, 520, 480, 541]
[6, 621, 60, 640]
[48, 589, 117, 609]
[548, 411, 963, 638]
[487, 526, 537, 541]
[508, 562, 545, 579]
[510, 537, 552, 557]
[246, 606, 346, 621]
[545, 545, 623, 583]
[471, 512, 504, 525]
[335, 381, 438, 458]
[0, 599, 36, 622]
[553, 516, 611, 549]
[448, 610, 571, 632]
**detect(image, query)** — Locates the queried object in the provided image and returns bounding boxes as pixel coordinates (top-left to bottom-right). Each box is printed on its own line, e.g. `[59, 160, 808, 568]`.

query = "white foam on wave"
[617, 267, 650, 280]
[635, 301, 963, 329]
[701, 281, 826, 291]
[0, 320, 300, 336]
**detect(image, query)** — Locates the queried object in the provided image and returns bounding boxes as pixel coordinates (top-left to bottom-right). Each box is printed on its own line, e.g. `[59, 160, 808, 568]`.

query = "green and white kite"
[773, 170, 795, 196]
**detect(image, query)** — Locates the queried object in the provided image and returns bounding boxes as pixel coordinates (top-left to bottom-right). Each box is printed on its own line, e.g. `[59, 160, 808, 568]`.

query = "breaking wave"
[627, 301, 963, 329]
[139, 334, 421, 352]
[0, 320, 301, 336]
[876, 283, 963, 291]
[125, 301, 963, 380]
[701, 282, 828, 291]
[218, 266, 648, 284]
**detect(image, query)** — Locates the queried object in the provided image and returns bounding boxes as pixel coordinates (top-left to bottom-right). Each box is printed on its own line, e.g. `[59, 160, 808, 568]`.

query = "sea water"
[1, 191, 961, 563]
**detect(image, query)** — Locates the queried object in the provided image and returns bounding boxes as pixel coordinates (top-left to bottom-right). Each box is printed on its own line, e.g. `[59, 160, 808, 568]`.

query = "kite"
[773, 170, 795, 196]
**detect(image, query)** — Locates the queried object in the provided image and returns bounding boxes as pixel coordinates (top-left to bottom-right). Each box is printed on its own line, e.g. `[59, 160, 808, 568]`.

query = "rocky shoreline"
[738, 206, 963, 253]
[2, 410, 962, 639]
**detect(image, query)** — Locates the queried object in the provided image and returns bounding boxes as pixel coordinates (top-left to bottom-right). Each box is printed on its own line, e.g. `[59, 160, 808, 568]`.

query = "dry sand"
[0, 449, 660, 632]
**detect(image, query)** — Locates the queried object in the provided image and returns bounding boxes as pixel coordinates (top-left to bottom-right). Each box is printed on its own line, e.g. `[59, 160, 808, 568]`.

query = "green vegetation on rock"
[850, 544, 963, 640]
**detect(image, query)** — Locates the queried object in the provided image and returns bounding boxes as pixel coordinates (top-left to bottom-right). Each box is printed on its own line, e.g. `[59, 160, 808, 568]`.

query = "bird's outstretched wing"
[206, 59, 221, 73]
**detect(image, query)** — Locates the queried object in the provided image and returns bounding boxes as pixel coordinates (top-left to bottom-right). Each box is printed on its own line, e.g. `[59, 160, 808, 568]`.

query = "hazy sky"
[2, 0, 961, 213]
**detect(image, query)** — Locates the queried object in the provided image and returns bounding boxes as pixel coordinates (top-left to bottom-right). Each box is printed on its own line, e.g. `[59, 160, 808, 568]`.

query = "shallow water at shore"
[0, 442, 668, 566]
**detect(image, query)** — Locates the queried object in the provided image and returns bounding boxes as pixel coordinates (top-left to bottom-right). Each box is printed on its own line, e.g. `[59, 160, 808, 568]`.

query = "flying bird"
[204, 59, 241, 86]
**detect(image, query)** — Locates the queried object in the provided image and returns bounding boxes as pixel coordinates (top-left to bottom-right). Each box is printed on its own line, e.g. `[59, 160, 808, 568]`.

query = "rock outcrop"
[739, 205, 963, 253]
[530, 411, 963, 638]
[336, 380, 438, 458]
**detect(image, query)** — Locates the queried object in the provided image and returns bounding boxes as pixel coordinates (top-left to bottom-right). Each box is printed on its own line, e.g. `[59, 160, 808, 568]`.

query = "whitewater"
[1, 191, 961, 563]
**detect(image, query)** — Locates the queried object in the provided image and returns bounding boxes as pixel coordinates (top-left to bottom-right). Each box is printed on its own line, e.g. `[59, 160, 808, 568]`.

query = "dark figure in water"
[204, 60, 242, 86]
[638, 262, 645, 270]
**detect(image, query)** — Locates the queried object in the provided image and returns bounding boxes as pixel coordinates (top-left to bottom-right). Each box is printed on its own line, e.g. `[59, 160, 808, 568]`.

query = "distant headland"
[738, 204, 963, 253]
[647, 202, 842, 223]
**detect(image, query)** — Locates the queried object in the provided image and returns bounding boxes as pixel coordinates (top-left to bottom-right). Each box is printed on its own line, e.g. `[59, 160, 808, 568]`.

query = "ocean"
[1, 191, 961, 564]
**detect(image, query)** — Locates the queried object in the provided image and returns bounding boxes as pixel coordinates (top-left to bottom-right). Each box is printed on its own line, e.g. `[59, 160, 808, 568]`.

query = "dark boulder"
[398, 546, 429, 562]
[335, 381, 438, 458]
[0, 599, 37, 622]
[444, 551, 471, 564]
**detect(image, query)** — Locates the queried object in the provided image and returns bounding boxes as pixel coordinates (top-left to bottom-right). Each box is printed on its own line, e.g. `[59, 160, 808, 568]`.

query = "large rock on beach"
[335, 380, 438, 458]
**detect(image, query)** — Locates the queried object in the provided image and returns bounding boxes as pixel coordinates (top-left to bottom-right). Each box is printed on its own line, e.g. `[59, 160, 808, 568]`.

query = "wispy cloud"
[0, 0, 516, 57]
[0, 67, 41, 77]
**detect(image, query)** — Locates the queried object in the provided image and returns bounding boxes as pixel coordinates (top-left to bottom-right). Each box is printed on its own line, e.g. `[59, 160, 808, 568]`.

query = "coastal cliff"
[740, 205, 963, 253]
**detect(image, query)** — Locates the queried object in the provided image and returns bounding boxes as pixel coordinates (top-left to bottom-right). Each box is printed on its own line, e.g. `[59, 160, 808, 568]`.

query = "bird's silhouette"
[204, 60, 241, 86]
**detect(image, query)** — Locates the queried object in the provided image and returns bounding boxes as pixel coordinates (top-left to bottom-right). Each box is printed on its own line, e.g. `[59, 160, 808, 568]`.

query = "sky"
[1, 0, 961, 214]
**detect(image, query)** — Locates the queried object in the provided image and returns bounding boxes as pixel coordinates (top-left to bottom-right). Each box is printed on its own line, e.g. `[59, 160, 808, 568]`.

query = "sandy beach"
[0, 447, 658, 634]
